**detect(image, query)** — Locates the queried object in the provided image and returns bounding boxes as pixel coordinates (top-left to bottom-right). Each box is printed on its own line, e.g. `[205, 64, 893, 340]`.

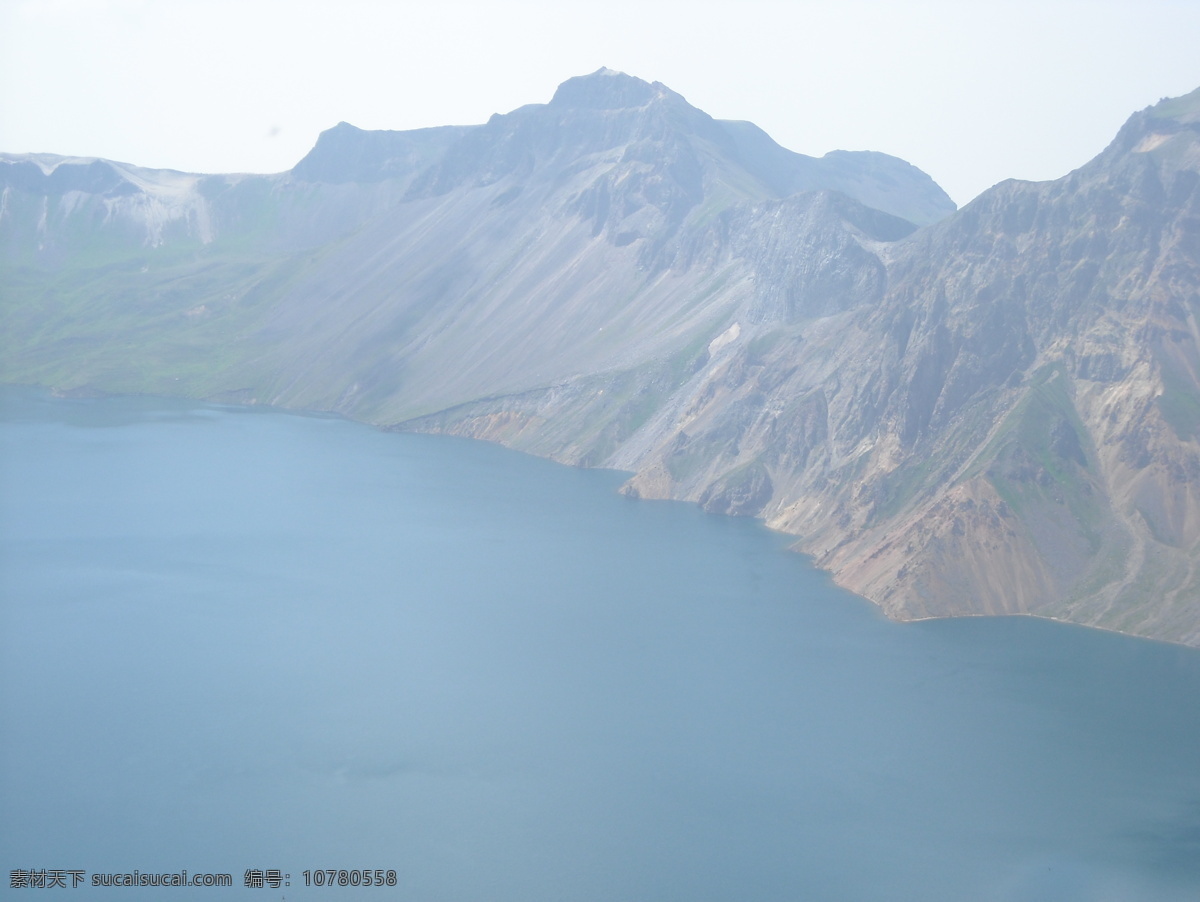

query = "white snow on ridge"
[108, 160, 204, 198]
[102, 190, 215, 246]
[58, 189, 89, 218]
[1, 153, 218, 246]
[0, 152, 100, 175]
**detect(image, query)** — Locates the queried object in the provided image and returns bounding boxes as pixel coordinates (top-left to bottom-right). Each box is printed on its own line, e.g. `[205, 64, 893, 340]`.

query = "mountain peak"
[549, 68, 668, 110]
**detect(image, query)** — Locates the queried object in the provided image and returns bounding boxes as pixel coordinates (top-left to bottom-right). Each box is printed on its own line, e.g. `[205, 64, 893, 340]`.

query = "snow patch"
[2, 154, 218, 246]
[103, 190, 215, 247]
[708, 321, 741, 356]
[58, 190, 88, 218]
[0, 153, 102, 175]
[89, 165, 216, 246]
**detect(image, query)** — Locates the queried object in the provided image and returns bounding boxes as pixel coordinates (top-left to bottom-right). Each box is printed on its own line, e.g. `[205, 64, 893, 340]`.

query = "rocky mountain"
[613, 86, 1200, 646]
[3, 71, 1198, 646]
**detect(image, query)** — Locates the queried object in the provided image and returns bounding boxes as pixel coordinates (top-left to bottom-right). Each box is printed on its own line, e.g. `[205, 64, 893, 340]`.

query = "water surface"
[2, 387, 1199, 901]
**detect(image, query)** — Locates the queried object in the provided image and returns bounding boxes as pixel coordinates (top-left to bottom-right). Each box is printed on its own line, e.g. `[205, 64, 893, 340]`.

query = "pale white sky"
[1, 0, 1198, 206]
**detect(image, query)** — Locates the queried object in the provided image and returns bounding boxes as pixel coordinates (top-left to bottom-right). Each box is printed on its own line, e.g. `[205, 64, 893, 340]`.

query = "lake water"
[2, 387, 1199, 902]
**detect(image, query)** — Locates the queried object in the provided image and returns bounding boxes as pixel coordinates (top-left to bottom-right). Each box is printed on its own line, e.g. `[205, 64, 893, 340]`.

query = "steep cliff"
[608, 87, 1200, 645]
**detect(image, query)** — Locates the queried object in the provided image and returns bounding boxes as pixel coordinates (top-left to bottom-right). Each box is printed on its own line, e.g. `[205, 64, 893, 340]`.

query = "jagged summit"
[287, 70, 955, 225]
[548, 68, 675, 110]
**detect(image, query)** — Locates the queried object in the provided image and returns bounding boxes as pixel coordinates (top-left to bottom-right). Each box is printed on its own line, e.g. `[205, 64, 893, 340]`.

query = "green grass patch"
[1150, 87, 1200, 121]
[979, 366, 1105, 552]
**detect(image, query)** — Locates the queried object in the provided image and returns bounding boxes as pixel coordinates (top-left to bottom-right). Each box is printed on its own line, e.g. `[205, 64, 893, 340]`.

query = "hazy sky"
[1, 0, 1198, 206]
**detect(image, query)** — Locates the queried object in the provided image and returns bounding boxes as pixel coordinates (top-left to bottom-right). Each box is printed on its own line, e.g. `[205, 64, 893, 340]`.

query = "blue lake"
[2, 387, 1199, 901]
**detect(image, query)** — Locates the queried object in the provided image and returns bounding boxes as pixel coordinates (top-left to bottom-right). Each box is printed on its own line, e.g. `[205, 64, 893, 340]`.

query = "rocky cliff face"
[3, 72, 1198, 645]
[609, 87, 1200, 645]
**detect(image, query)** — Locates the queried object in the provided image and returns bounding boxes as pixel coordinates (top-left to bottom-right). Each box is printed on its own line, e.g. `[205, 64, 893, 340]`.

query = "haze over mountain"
[4, 70, 1199, 646]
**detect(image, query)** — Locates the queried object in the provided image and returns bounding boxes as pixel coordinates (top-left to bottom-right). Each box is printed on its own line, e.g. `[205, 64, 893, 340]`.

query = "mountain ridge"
[3, 73, 1199, 645]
